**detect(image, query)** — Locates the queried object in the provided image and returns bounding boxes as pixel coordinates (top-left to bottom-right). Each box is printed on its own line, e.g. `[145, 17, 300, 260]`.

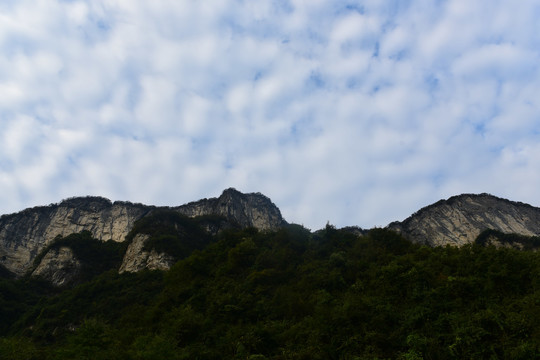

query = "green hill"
[1, 223, 539, 359]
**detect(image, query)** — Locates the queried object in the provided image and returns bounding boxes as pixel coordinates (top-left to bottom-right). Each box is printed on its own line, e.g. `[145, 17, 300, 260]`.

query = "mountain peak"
[388, 193, 540, 246]
[0, 189, 286, 277]
[58, 196, 113, 209]
[176, 188, 286, 230]
[221, 187, 242, 196]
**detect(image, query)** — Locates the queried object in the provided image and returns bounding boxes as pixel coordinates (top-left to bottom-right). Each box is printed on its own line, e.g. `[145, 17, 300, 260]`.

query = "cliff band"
[0, 188, 285, 277]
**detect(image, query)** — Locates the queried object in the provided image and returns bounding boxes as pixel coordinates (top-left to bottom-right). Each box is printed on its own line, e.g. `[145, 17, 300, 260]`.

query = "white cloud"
[330, 12, 380, 45]
[1, 116, 41, 162]
[452, 44, 537, 80]
[0, 0, 540, 230]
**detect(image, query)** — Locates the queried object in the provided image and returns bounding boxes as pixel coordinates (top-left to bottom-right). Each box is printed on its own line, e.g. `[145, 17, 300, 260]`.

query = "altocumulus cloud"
[1, 0, 540, 229]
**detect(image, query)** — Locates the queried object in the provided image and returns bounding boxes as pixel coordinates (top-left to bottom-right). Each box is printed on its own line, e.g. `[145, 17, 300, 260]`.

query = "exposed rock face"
[0, 197, 150, 277]
[175, 188, 286, 231]
[119, 234, 175, 273]
[388, 194, 540, 246]
[31, 247, 82, 287]
[0, 189, 286, 277]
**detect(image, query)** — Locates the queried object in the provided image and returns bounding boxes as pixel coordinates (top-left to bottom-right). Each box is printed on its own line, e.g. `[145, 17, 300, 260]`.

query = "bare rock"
[0, 189, 286, 277]
[388, 193, 540, 246]
[119, 234, 175, 273]
[0, 197, 150, 277]
[175, 188, 286, 231]
[31, 247, 81, 287]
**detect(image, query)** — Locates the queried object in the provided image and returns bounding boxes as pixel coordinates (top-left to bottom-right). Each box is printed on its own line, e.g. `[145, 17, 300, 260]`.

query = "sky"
[1, 0, 540, 230]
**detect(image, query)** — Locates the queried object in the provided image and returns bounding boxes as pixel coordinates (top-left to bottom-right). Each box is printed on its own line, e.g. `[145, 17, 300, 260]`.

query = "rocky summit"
[2, 189, 540, 282]
[388, 193, 540, 246]
[0, 188, 286, 278]
[174, 188, 286, 231]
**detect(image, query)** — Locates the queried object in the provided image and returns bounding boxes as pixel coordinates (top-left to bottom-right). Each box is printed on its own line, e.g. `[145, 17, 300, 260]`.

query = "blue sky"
[1, 0, 540, 229]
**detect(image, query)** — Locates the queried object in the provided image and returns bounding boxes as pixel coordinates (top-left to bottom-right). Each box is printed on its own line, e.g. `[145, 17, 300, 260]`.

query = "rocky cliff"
[388, 193, 540, 246]
[175, 188, 286, 230]
[6, 189, 539, 280]
[31, 246, 82, 287]
[0, 189, 286, 277]
[119, 234, 176, 273]
[0, 197, 150, 277]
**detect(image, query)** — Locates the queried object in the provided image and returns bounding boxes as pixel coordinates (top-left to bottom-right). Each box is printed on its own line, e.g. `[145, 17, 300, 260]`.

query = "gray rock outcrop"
[388, 193, 540, 246]
[119, 234, 176, 273]
[0, 197, 150, 277]
[31, 247, 82, 287]
[0, 189, 286, 277]
[175, 188, 286, 230]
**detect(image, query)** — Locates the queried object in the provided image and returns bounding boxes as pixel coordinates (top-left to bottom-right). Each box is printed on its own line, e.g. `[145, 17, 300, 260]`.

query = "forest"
[0, 214, 539, 359]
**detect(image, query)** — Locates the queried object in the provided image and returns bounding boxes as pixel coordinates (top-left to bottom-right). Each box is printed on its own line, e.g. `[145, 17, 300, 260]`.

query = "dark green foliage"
[31, 230, 126, 284]
[0, 263, 15, 279]
[126, 210, 215, 260]
[13, 269, 164, 344]
[1, 225, 540, 359]
[476, 229, 540, 250]
[0, 277, 53, 336]
[0, 336, 40, 360]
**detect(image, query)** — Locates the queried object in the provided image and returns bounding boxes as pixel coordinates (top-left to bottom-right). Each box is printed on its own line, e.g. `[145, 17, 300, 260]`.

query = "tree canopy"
[1, 222, 539, 359]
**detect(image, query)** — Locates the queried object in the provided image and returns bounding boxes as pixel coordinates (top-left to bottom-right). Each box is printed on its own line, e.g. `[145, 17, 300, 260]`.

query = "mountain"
[388, 193, 540, 246]
[3, 189, 540, 283]
[175, 187, 286, 231]
[0, 188, 286, 278]
[2, 193, 540, 358]
[0, 197, 148, 278]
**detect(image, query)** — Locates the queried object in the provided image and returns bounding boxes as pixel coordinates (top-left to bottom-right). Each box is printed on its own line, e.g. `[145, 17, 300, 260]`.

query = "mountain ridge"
[0, 188, 285, 278]
[2, 189, 540, 282]
[387, 193, 540, 246]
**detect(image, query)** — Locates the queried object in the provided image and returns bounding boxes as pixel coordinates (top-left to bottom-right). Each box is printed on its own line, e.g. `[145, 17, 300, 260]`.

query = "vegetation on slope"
[475, 229, 540, 250]
[30, 230, 127, 283]
[124, 209, 218, 259]
[0, 223, 539, 359]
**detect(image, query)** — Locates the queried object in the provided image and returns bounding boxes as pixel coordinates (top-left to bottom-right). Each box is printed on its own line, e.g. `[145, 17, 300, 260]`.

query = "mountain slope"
[0, 197, 149, 277]
[2, 190, 540, 278]
[175, 188, 286, 230]
[388, 193, 540, 246]
[0, 189, 286, 277]
[4, 226, 539, 359]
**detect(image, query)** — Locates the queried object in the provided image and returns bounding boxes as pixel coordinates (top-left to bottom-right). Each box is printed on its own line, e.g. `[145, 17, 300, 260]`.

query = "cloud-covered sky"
[1, 0, 540, 229]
